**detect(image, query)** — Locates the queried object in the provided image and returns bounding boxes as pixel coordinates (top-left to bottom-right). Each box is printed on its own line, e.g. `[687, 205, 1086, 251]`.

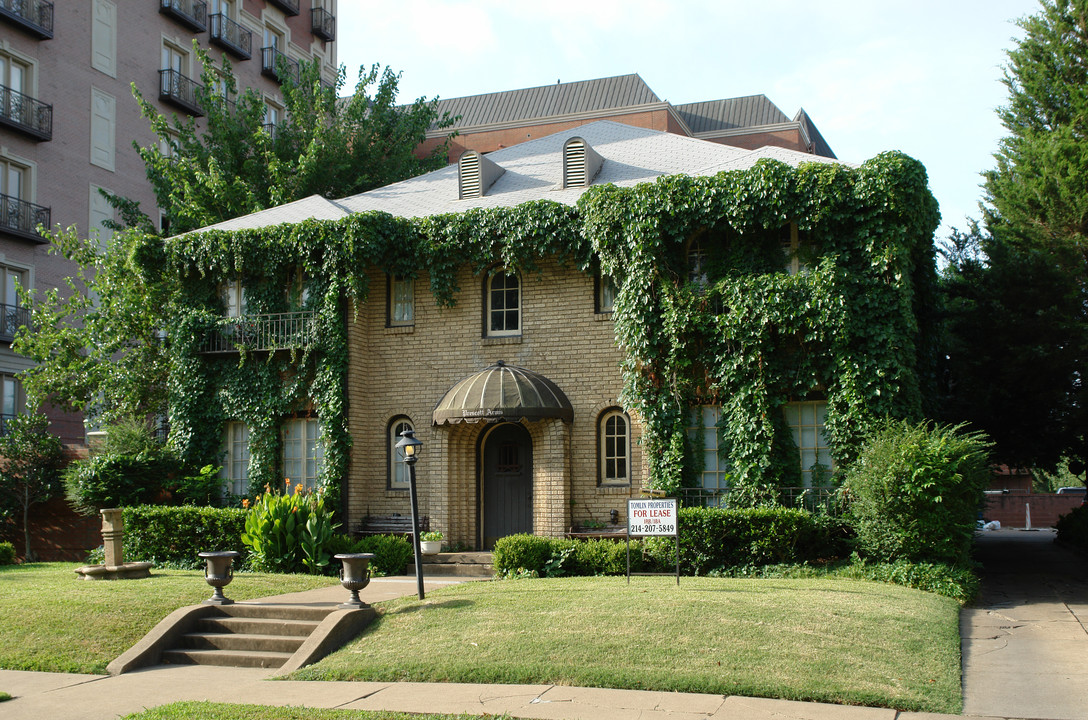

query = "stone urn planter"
[334, 553, 376, 608]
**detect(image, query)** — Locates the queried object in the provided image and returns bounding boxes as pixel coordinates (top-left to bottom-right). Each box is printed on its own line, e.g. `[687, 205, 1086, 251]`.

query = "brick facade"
[345, 259, 644, 548]
[982, 493, 1082, 529]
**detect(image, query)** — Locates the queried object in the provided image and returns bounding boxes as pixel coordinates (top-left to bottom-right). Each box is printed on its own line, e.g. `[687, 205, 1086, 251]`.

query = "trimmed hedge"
[323, 533, 414, 577]
[494, 507, 849, 577]
[122, 506, 247, 569]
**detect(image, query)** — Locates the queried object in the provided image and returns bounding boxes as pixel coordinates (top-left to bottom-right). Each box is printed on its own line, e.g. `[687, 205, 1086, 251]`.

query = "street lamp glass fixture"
[395, 428, 423, 462]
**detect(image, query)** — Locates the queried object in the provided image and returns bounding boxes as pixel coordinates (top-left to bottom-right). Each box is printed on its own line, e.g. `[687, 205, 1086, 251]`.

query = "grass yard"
[0, 563, 333, 674]
[292, 576, 962, 714]
[120, 703, 502, 720]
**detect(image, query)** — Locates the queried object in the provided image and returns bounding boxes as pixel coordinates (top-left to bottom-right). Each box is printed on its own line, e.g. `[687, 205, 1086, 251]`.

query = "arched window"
[599, 408, 631, 486]
[388, 416, 413, 489]
[485, 270, 520, 336]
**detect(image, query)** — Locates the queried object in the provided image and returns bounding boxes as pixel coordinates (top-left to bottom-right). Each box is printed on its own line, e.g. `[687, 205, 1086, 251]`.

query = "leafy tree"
[0, 413, 67, 561]
[941, 0, 1088, 470]
[130, 47, 454, 234]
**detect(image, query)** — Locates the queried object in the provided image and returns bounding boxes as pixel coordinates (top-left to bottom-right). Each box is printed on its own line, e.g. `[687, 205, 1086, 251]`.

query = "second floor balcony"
[0, 84, 52, 141]
[159, 0, 207, 32]
[0, 192, 49, 243]
[159, 69, 204, 117]
[267, 0, 299, 16]
[209, 13, 252, 60]
[261, 47, 299, 85]
[0, 0, 53, 39]
[311, 7, 334, 41]
[0, 302, 30, 343]
[199, 311, 317, 354]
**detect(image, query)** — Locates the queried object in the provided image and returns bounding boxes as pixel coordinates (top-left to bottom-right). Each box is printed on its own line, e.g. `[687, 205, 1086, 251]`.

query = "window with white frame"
[0, 53, 30, 122]
[596, 273, 616, 313]
[0, 263, 27, 337]
[486, 270, 520, 336]
[219, 422, 250, 496]
[780, 223, 808, 276]
[161, 42, 189, 76]
[687, 237, 708, 287]
[686, 405, 730, 494]
[219, 278, 246, 317]
[388, 416, 413, 489]
[282, 418, 324, 490]
[0, 374, 24, 433]
[784, 401, 833, 486]
[599, 408, 631, 485]
[263, 99, 282, 135]
[388, 275, 413, 326]
[0, 158, 27, 202]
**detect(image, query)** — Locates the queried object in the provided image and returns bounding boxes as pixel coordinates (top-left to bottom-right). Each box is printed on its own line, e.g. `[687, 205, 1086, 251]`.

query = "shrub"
[838, 556, 981, 605]
[122, 505, 247, 569]
[492, 534, 556, 575]
[241, 482, 340, 574]
[842, 420, 991, 565]
[0, 541, 15, 565]
[323, 533, 414, 576]
[1056, 505, 1088, 552]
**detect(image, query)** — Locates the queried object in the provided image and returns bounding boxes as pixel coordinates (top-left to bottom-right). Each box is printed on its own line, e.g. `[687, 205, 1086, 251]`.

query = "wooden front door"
[482, 423, 533, 548]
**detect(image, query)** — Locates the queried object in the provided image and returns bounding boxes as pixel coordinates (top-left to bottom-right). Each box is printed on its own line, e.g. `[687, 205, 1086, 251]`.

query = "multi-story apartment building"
[0, 0, 338, 446]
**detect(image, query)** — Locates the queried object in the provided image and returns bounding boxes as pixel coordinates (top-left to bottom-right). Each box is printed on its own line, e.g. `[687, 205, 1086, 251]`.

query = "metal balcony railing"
[0, 83, 51, 141]
[209, 13, 252, 59]
[159, 69, 204, 116]
[199, 311, 317, 353]
[261, 46, 299, 84]
[0, 302, 30, 342]
[267, 0, 299, 16]
[311, 7, 334, 41]
[0, 192, 50, 243]
[159, 0, 207, 32]
[0, 0, 53, 39]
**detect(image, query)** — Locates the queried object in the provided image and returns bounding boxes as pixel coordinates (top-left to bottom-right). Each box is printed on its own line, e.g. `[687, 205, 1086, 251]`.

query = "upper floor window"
[1, 158, 27, 202]
[599, 408, 631, 486]
[781, 223, 807, 275]
[219, 278, 246, 317]
[0, 262, 28, 341]
[219, 421, 250, 497]
[784, 401, 833, 486]
[388, 275, 413, 327]
[388, 416, 413, 489]
[687, 237, 708, 287]
[282, 417, 323, 490]
[686, 405, 729, 494]
[0, 53, 28, 97]
[486, 270, 520, 337]
[263, 99, 282, 135]
[0, 374, 24, 435]
[161, 42, 190, 76]
[211, 0, 236, 18]
[596, 273, 616, 313]
[287, 267, 308, 310]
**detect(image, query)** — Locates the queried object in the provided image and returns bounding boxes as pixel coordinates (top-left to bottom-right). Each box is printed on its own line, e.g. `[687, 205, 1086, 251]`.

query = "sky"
[337, 1, 1041, 240]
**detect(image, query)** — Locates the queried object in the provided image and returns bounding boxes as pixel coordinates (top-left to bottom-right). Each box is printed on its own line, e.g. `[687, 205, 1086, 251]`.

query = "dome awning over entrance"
[432, 361, 573, 425]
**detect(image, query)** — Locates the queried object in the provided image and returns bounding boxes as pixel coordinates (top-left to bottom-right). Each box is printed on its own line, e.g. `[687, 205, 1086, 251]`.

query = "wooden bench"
[355, 513, 429, 537]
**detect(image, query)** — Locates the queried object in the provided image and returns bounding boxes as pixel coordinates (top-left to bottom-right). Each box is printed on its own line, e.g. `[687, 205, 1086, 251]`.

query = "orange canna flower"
[242, 498, 250, 509]
[285, 478, 291, 487]
[295, 483, 304, 495]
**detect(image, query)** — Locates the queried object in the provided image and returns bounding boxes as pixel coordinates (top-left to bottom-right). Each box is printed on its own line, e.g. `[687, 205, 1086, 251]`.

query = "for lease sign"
[628, 498, 678, 536]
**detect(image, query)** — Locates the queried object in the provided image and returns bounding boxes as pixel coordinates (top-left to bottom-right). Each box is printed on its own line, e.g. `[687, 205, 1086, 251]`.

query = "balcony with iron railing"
[261, 46, 299, 84]
[0, 303, 29, 343]
[0, 83, 52, 141]
[0, 0, 53, 39]
[267, 0, 299, 16]
[311, 7, 334, 41]
[0, 192, 49, 243]
[199, 311, 316, 353]
[159, 0, 207, 32]
[159, 69, 204, 116]
[209, 13, 252, 60]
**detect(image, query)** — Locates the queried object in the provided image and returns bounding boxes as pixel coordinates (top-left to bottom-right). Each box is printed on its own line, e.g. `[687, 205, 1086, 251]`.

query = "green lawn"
[292, 576, 962, 714]
[0, 563, 333, 674]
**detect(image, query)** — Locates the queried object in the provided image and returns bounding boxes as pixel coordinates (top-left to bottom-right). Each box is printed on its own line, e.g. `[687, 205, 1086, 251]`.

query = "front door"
[482, 423, 533, 548]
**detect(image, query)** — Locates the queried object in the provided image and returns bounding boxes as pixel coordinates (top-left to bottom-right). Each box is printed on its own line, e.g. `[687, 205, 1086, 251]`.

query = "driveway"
[961, 528, 1088, 719]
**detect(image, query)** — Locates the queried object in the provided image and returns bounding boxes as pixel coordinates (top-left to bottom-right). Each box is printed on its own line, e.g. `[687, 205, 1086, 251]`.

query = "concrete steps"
[414, 551, 494, 578]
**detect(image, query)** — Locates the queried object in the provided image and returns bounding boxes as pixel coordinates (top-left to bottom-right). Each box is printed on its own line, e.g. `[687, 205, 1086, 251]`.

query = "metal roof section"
[432, 360, 574, 425]
[433, 74, 661, 131]
[793, 108, 836, 159]
[673, 94, 790, 134]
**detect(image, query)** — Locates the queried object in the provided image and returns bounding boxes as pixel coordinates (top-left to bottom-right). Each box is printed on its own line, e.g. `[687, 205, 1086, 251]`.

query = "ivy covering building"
[148, 120, 939, 547]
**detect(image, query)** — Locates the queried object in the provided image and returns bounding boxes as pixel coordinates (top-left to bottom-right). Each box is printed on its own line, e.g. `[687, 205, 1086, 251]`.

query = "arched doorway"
[481, 423, 533, 548]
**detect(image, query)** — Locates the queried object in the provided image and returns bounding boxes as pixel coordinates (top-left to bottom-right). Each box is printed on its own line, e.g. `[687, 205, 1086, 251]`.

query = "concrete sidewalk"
[3, 539, 1086, 720]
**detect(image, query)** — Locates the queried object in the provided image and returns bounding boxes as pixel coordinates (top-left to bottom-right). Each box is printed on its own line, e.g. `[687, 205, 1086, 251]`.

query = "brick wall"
[2, 496, 99, 562]
[982, 493, 1083, 529]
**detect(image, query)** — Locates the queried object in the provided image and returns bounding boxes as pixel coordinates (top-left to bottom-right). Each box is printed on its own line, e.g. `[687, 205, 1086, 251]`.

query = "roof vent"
[458, 150, 505, 199]
[562, 137, 603, 189]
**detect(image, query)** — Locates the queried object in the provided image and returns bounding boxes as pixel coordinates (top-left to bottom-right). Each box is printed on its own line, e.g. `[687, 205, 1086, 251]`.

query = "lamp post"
[395, 428, 425, 600]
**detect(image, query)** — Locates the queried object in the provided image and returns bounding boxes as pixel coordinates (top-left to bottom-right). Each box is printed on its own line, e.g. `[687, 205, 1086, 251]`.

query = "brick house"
[170, 119, 908, 550]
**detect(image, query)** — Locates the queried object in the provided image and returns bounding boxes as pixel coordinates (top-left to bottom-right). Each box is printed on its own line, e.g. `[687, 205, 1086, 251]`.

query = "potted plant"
[420, 531, 443, 555]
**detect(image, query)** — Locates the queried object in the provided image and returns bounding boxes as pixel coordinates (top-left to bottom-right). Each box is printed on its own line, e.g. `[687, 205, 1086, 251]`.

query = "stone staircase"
[415, 551, 494, 578]
[160, 604, 336, 669]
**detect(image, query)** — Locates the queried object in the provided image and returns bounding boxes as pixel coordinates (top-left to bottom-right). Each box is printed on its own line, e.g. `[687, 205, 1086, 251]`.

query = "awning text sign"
[627, 498, 678, 536]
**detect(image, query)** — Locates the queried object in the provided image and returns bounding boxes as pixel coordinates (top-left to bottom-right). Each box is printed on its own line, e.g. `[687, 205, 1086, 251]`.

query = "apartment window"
[282, 418, 323, 490]
[0, 374, 24, 435]
[219, 422, 250, 497]
[211, 0, 235, 18]
[263, 99, 282, 136]
[0, 157, 45, 241]
[687, 237, 708, 287]
[161, 42, 189, 77]
[486, 270, 520, 336]
[686, 405, 730, 494]
[781, 223, 807, 275]
[599, 409, 631, 486]
[219, 278, 246, 317]
[388, 275, 413, 327]
[0, 264, 27, 340]
[287, 266, 309, 310]
[0, 53, 28, 99]
[264, 27, 283, 53]
[0, 159, 26, 205]
[596, 273, 616, 313]
[388, 416, 412, 489]
[784, 401, 833, 486]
